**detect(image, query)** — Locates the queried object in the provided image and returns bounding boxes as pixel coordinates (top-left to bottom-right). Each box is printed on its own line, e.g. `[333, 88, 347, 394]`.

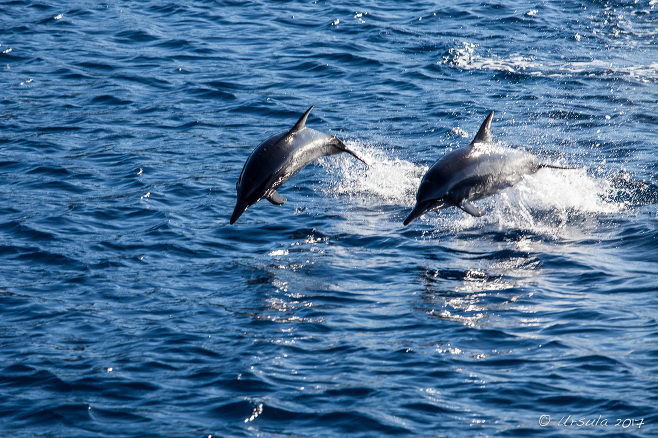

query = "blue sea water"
[1, 0, 657, 436]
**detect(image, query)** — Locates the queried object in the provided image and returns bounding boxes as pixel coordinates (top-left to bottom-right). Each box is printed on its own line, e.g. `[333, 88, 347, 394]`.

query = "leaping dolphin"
[231, 106, 367, 224]
[404, 111, 571, 225]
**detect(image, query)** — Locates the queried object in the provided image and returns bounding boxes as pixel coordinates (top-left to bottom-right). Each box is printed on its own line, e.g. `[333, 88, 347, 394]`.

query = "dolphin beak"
[230, 202, 248, 225]
[403, 201, 433, 226]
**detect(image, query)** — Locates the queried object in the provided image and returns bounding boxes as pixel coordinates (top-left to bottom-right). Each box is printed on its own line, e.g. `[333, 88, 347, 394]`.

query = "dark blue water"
[1, 1, 657, 437]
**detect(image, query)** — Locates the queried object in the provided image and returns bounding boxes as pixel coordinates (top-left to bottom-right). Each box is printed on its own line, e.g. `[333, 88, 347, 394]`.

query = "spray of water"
[321, 139, 425, 207]
[321, 139, 628, 236]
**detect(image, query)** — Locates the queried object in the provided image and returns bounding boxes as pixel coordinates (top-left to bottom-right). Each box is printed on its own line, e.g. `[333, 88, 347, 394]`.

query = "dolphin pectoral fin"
[290, 106, 314, 133]
[458, 201, 484, 217]
[470, 111, 494, 146]
[266, 190, 287, 205]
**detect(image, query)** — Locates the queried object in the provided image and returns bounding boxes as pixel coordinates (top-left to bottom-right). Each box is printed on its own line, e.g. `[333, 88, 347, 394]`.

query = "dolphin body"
[404, 111, 569, 225]
[231, 106, 367, 224]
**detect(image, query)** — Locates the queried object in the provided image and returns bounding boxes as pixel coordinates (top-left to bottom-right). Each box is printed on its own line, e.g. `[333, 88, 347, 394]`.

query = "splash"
[505, 167, 618, 215]
[321, 139, 626, 236]
[320, 140, 425, 206]
[432, 161, 628, 240]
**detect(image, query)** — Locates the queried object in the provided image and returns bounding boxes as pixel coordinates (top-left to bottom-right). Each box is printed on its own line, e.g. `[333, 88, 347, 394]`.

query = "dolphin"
[404, 111, 571, 225]
[231, 106, 367, 224]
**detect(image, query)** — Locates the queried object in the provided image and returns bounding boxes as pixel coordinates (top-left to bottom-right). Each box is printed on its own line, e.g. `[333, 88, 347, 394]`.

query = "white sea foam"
[560, 60, 658, 83]
[353, 11, 367, 24]
[320, 140, 425, 206]
[439, 42, 541, 75]
[506, 167, 618, 215]
[449, 164, 622, 237]
[441, 42, 657, 82]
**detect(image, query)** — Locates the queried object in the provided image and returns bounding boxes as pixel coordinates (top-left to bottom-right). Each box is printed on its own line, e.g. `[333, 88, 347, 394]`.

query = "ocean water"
[1, 0, 657, 437]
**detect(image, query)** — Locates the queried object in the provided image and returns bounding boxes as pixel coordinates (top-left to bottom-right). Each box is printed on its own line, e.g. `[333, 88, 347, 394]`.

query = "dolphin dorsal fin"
[470, 111, 494, 146]
[290, 106, 314, 133]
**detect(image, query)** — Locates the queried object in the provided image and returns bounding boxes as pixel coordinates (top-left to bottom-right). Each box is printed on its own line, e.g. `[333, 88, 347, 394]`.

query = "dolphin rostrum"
[404, 111, 571, 225]
[231, 106, 367, 224]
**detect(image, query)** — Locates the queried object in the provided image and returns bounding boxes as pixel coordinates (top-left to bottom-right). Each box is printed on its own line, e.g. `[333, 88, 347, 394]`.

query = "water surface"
[1, 1, 657, 436]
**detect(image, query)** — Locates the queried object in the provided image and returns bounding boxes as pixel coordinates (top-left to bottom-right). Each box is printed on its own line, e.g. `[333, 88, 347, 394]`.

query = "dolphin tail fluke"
[403, 200, 435, 226]
[332, 137, 370, 167]
[345, 147, 370, 167]
[291, 106, 314, 133]
[470, 111, 494, 146]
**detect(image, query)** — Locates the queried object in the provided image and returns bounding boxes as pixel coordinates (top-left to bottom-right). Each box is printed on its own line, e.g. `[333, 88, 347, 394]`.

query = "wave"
[439, 41, 658, 83]
[439, 42, 541, 76]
